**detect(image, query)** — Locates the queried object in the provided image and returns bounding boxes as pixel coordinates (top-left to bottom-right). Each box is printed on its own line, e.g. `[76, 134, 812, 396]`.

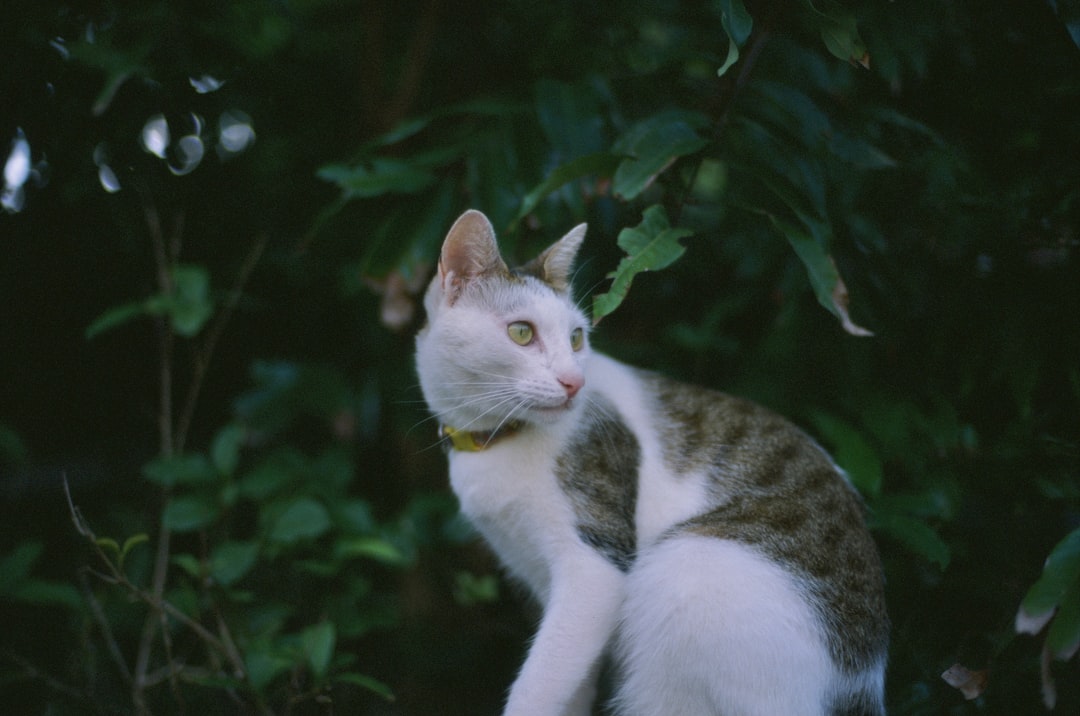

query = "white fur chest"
[447, 430, 578, 603]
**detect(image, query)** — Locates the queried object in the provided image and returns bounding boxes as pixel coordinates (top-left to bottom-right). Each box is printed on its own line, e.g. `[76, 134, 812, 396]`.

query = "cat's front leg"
[504, 551, 624, 716]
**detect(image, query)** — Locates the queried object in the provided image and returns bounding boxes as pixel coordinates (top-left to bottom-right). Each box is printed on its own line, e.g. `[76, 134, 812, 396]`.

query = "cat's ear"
[525, 223, 587, 293]
[438, 210, 508, 303]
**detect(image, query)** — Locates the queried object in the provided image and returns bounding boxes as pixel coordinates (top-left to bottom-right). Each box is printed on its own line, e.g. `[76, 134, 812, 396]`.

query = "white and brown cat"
[415, 210, 889, 715]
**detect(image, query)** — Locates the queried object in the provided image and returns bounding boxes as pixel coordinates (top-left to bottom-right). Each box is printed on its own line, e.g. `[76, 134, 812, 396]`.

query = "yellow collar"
[441, 421, 522, 452]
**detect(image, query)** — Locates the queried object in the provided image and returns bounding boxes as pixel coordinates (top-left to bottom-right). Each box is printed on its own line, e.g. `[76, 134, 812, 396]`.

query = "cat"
[414, 209, 889, 716]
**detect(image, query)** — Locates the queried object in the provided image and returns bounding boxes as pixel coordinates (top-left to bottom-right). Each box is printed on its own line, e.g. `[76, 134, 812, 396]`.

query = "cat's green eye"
[570, 327, 584, 351]
[508, 321, 534, 346]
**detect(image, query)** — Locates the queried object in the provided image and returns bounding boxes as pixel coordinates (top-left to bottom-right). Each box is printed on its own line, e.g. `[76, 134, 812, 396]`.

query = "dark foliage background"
[2, 1, 1078, 714]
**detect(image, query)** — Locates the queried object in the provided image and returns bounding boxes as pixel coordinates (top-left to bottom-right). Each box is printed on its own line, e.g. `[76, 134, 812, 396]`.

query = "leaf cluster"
[1, 0, 1079, 714]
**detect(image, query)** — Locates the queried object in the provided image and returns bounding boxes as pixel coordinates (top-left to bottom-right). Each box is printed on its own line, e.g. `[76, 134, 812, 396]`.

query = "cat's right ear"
[438, 210, 508, 304]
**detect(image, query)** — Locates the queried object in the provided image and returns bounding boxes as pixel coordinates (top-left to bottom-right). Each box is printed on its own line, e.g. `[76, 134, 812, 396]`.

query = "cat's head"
[415, 210, 590, 433]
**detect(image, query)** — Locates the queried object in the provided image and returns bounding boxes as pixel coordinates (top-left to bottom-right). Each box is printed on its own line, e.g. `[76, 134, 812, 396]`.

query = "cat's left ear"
[526, 223, 587, 294]
[438, 210, 509, 304]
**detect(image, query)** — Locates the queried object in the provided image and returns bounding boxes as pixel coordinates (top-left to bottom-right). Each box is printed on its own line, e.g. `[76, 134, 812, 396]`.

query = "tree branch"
[175, 232, 269, 453]
[63, 479, 247, 683]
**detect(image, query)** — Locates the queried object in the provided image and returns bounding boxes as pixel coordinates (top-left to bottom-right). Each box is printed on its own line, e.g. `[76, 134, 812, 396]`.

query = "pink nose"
[559, 373, 584, 399]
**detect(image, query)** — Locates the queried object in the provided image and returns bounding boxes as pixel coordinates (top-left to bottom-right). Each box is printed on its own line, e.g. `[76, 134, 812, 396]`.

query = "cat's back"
[590, 361, 889, 713]
[623, 364, 889, 670]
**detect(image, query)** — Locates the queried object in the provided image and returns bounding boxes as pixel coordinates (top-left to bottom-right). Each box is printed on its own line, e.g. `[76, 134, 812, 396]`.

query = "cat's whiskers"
[406, 383, 519, 450]
[410, 393, 520, 453]
[456, 393, 528, 431]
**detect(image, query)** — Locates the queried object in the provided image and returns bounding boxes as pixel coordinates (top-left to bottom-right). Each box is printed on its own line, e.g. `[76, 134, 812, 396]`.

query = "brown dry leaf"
[365, 266, 430, 331]
[1039, 642, 1058, 710]
[941, 662, 988, 700]
[830, 265, 874, 337]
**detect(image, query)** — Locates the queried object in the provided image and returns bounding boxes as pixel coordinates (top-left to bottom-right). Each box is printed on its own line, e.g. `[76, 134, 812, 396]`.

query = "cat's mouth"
[529, 397, 575, 418]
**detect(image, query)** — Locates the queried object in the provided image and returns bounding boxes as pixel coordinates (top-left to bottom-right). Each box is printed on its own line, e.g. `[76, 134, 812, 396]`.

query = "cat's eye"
[507, 321, 534, 346]
[570, 327, 584, 351]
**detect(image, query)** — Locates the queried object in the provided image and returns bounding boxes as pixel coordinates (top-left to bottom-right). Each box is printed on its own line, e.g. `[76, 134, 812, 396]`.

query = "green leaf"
[67, 37, 150, 115]
[344, 182, 456, 281]
[121, 533, 149, 557]
[295, 559, 339, 578]
[0, 423, 28, 465]
[172, 553, 203, 579]
[238, 449, 306, 500]
[1, 543, 82, 609]
[612, 116, 709, 199]
[1052, 0, 1080, 50]
[317, 158, 435, 199]
[143, 453, 219, 487]
[85, 264, 213, 339]
[1047, 579, 1080, 659]
[300, 621, 336, 679]
[85, 300, 153, 339]
[211, 423, 246, 476]
[534, 78, 607, 159]
[352, 97, 525, 155]
[245, 646, 293, 692]
[163, 495, 220, 532]
[717, 34, 740, 78]
[365, 115, 432, 150]
[749, 82, 831, 153]
[819, 16, 868, 68]
[0, 542, 43, 589]
[719, 0, 753, 45]
[168, 265, 214, 337]
[515, 152, 623, 224]
[334, 536, 408, 566]
[209, 540, 260, 586]
[828, 132, 897, 170]
[269, 497, 331, 544]
[1021, 528, 1080, 619]
[119, 533, 149, 569]
[335, 672, 396, 701]
[763, 214, 873, 336]
[13, 580, 82, 610]
[312, 447, 354, 492]
[94, 537, 121, 558]
[870, 511, 950, 569]
[807, 412, 883, 497]
[716, 0, 752, 77]
[803, 0, 869, 68]
[592, 205, 692, 324]
[333, 499, 377, 534]
[453, 571, 500, 606]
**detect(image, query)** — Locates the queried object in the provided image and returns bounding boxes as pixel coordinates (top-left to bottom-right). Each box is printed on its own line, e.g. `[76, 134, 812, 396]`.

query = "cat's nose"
[559, 373, 584, 399]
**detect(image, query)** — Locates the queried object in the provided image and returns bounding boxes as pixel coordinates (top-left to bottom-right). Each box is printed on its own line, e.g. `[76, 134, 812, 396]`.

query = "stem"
[2, 650, 106, 715]
[63, 479, 247, 681]
[78, 569, 133, 685]
[157, 598, 186, 713]
[175, 233, 269, 453]
[379, 0, 440, 131]
[144, 200, 175, 455]
[135, 197, 182, 715]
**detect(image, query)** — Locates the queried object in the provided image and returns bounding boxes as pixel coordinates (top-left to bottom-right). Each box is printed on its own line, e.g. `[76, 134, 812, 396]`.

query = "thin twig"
[63, 475, 93, 539]
[157, 599, 187, 713]
[175, 232, 269, 453]
[710, 13, 775, 138]
[214, 609, 247, 679]
[78, 568, 133, 685]
[2, 649, 107, 715]
[379, 0, 441, 131]
[65, 479, 246, 680]
[137, 195, 182, 716]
